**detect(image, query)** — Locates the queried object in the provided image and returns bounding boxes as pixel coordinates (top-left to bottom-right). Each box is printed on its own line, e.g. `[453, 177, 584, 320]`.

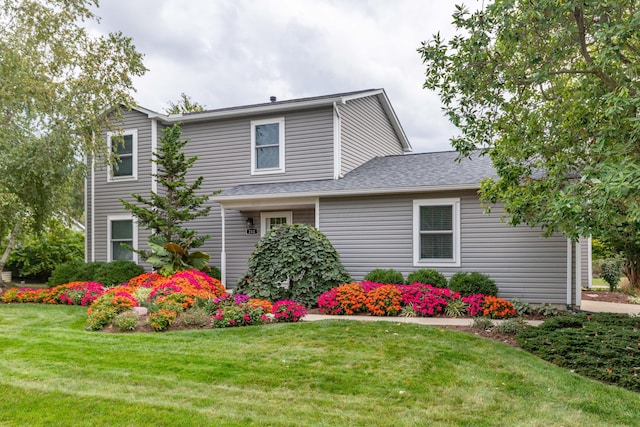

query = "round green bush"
[48, 260, 86, 286]
[405, 269, 447, 287]
[448, 272, 498, 296]
[363, 269, 404, 285]
[236, 224, 351, 307]
[96, 260, 145, 287]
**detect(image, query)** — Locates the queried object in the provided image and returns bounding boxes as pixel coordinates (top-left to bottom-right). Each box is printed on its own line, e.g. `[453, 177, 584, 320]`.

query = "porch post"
[566, 239, 572, 307]
[221, 207, 227, 287]
[576, 240, 582, 307]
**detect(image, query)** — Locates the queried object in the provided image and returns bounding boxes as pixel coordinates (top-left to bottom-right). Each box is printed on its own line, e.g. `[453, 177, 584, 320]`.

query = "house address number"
[246, 229, 258, 235]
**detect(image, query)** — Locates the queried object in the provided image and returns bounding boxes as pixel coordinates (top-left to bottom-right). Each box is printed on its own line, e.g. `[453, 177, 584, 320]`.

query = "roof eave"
[212, 183, 480, 204]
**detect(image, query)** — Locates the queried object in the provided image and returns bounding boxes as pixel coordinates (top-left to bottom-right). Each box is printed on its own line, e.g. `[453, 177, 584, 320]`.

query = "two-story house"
[86, 89, 589, 307]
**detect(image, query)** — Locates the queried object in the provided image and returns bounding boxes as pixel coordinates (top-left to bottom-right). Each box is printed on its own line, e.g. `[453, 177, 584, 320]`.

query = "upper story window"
[413, 198, 461, 267]
[251, 118, 285, 175]
[108, 129, 138, 181]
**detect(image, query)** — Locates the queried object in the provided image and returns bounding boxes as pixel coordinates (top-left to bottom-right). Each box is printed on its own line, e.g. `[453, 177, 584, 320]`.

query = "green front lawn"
[0, 304, 638, 426]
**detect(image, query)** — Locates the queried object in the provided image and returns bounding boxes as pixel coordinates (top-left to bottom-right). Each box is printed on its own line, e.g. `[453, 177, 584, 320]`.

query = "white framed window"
[260, 211, 293, 236]
[107, 129, 138, 181]
[107, 215, 138, 262]
[413, 198, 460, 267]
[251, 118, 285, 175]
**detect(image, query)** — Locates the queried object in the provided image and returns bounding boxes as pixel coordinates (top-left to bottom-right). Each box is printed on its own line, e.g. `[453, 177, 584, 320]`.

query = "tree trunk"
[623, 257, 640, 291]
[0, 222, 21, 287]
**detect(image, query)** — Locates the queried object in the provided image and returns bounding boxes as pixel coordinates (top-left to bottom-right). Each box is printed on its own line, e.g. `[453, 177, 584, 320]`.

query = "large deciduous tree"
[0, 0, 146, 284]
[419, 1, 640, 290]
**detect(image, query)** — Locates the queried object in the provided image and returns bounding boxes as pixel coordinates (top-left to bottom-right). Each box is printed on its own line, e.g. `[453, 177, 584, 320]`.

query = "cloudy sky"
[88, 0, 480, 153]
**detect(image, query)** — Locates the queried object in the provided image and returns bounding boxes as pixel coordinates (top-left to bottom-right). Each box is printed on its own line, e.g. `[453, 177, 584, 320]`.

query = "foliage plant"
[472, 317, 494, 330]
[178, 308, 211, 328]
[482, 296, 517, 319]
[510, 299, 532, 317]
[272, 300, 307, 323]
[448, 272, 498, 297]
[212, 305, 267, 328]
[444, 298, 467, 318]
[363, 269, 404, 285]
[236, 224, 351, 306]
[405, 269, 447, 287]
[0, 0, 145, 285]
[365, 285, 403, 316]
[5, 220, 83, 282]
[113, 310, 139, 332]
[495, 318, 529, 335]
[517, 313, 640, 392]
[120, 124, 216, 275]
[601, 257, 623, 292]
[420, 1, 640, 290]
[149, 309, 178, 332]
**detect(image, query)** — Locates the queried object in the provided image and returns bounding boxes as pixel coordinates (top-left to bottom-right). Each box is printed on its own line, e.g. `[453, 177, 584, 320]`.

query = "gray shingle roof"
[214, 151, 497, 200]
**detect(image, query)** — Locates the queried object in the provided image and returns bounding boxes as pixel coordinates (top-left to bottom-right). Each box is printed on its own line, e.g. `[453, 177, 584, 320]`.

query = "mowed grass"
[0, 305, 638, 426]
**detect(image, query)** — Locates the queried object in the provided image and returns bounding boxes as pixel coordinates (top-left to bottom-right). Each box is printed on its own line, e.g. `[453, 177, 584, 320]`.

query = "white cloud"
[89, 0, 479, 152]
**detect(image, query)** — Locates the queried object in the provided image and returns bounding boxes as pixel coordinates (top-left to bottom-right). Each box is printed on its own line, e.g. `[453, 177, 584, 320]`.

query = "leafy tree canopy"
[0, 0, 146, 282]
[165, 93, 206, 114]
[419, 1, 640, 288]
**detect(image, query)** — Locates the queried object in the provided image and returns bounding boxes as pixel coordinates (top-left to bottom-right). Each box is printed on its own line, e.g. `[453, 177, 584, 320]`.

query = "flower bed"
[318, 282, 516, 319]
[2, 269, 307, 332]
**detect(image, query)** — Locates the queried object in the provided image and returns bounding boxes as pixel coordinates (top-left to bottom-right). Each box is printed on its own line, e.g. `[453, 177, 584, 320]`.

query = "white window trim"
[107, 214, 138, 262]
[260, 211, 293, 237]
[251, 117, 285, 175]
[413, 198, 461, 267]
[107, 129, 138, 182]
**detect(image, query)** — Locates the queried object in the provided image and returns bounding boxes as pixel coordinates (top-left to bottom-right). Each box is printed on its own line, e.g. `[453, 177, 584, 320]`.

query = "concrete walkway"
[580, 300, 640, 315]
[303, 301, 639, 326]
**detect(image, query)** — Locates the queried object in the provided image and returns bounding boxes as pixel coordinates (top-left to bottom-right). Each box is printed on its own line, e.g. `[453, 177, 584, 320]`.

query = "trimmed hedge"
[405, 269, 447, 287]
[363, 269, 404, 285]
[48, 260, 144, 287]
[517, 313, 640, 392]
[448, 272, 498, 296]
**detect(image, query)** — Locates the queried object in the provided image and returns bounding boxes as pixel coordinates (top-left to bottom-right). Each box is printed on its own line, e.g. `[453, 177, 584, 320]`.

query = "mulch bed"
[581, 290, 635, 304]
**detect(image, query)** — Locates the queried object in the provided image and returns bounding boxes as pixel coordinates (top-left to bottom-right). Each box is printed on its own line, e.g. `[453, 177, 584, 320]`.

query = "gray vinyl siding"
[181, 107, 334, 189]
[90, 109, 154, 262]
[224, 207, 316, 287]
[340, 96, 404, 176]
[319, 190, 569, 304]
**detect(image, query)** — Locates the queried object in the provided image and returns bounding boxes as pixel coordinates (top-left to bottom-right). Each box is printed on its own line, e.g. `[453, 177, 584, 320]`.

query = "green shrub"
[113, 310, 139, 331]
[444, 298, 467, 317]
[449, 272, 498, 296]
[48, 260, 86, 286]
[208, 266, 222, 281]
[601, 258, 623, 292]
[96, 260, 144, 287]
[517, 313, 640, 392]
[495, 318, 528, 334]
[236, 224, 351, 307]
[405, 269, 447, 287]
[6, 221, 84, 282]
[86, 307, 117, 331]
[472, 317, 494, 330]
[179, 308, 211, 328]
[48, 260, 143, 287]
[363, 269, 404, 285]
[533, 303, 560, 317]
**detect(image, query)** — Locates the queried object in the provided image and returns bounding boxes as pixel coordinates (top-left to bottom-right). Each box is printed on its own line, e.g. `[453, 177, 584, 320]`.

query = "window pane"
[112, 220, 132, 240]
[112, 134, 133, 155]
[420, 205, 452, 231]
[269, 217, 287, 229]
[255, 123, 279, 146]
[420, 234, 453, 259]
[112, 241, 133, 260]
[113, 156, 133, 177]
[256, 146, 279, 169]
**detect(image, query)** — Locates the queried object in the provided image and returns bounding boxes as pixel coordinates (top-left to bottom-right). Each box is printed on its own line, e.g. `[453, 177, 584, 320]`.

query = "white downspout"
[220, 207, 227, 287]
[315, 198, 320, 229]
[587, 236, 593, 289]
[566, 239, 572, 307]
[84, 156, 88, 262]
[576, 239, 582, 307]
[91, 155, 96, 262]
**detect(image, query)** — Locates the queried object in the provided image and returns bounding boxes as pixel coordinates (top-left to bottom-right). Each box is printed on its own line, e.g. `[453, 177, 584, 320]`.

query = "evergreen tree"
[121, 124, 216, 259]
